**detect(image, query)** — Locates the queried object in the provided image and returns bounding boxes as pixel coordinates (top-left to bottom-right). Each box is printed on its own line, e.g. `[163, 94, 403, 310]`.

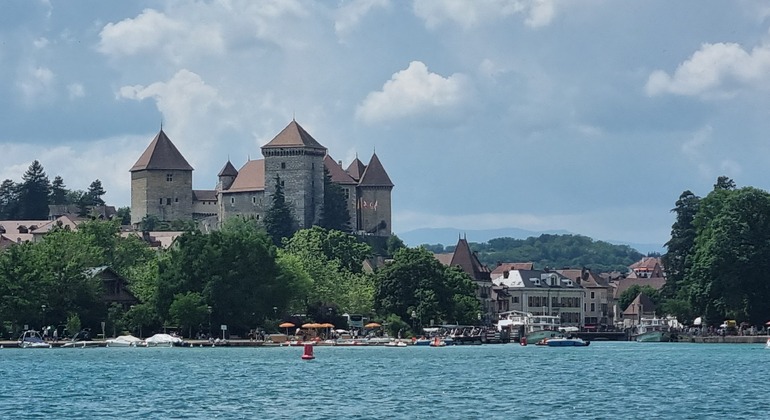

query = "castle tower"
[356, 152, 393, 236]
[129, 129, 194, 225]
[217, 160, 238, 191]
[261, 120, 326, 229]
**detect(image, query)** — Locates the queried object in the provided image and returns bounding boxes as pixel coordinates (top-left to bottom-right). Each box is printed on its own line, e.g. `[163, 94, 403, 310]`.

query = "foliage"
[618, 285, 660, 314]
[384, 313, 410, 337]
[126, 303, 157, 338]
[374, 247, 479, 328]
[169, 291, 208, 338]
[18, 160, 51, 219]
[116, 207, 131, 225]
[661, 190, 699, 300]
[386, 235, 406, 257]
[66, 313, 82, 338]
[50, 176, 68, 205]
[284, 227, 372, 274]
[85, 179, 107, 206]
[0, 179, 21, 220]
[263, 175, 297, 247]
[319, 167, 351, 232]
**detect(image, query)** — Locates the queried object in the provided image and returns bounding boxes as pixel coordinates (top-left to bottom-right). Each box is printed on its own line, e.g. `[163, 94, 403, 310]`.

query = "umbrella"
[301, 323, 317, 329]
[279, 322, 295, 335]
[365, 322, 381, 328]
[320, 323, 335, 328]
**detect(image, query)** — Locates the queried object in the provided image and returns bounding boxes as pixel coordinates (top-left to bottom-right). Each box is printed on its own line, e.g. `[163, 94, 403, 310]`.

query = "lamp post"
[411, 310, 417, 334]
[41, 304, 47, 336]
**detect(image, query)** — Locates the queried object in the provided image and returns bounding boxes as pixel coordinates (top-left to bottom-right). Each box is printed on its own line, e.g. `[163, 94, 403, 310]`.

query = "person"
[53, 328, 58, 342]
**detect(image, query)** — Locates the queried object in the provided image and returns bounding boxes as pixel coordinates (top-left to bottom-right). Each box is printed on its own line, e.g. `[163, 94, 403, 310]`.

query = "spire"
[261, 120, 326, 150]
[358, 152, 394, 187]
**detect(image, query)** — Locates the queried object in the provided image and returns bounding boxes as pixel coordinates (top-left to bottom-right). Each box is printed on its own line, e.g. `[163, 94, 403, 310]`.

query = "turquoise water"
[0, 342, 767, 419]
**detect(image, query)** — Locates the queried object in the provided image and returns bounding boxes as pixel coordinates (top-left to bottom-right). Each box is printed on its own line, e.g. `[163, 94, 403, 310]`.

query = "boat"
[384, 341, 408, 348]
[429, 337, 446, 347]
[61, 340, 101, 348]
[17, 330, 52, 348]
[525, 315, 563, 343]
[143, 333, 185, 347]
[105, 335, 143, 347]
[545, 336, 590, 347]
[634, 317, 671, 342]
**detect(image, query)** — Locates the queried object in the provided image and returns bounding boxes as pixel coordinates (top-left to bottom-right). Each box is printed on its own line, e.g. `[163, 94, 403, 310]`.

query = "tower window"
[280, 180, 285, 187]
[230, 197, 235, 205]
[252, 196, 256, 204]
[166, 173, 173, 182]
[281, 162, 286, 169]
[166, 198, 171, 205]
[343, 188, 350, 200]
[159, 198, 163, 205]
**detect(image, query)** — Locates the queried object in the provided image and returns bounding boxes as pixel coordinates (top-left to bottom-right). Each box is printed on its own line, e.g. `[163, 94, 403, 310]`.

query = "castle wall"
[357, 186, 392, 236]
[131, 170, 193, 224]
[218, 191, 267, 221]
[263, 149, 325, 229]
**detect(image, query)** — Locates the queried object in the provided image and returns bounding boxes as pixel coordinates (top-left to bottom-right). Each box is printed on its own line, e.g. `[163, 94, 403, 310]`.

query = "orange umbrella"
[320, 323, 335, 328]
[279, 322, 295, 328]
[301, 323, 317, 329]
[365, 322, 381, 328]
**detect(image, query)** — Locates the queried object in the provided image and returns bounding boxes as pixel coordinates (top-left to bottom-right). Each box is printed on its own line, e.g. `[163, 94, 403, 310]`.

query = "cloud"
[645, 42, 770, 97]
[412, 0, 555, 29]
[16, 66, 56, 105]
[98, 8, 225, 60]
[33, 37, 49, 49]
[356, 61, 471, 123]
[335, 0, 390, 38]
[67, 83, 85, 99]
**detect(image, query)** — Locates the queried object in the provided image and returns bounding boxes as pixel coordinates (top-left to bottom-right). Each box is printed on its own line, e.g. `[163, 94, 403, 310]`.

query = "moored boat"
[634, 317, 671, 342]
[545, 337, 590, 347]
[105, 335, 143, 347]
[17, 330, 52, 348]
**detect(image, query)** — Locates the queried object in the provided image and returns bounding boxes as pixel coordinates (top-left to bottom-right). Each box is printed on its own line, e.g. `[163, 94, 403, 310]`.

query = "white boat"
[635, 317, 671, 342]
[143, 333, 185, 347]
[545, 336, 590, 347]
[384, 341, 408, 348]
[17, 330, 51, 348]
[105, 335, 143, 347]
[61, 340, 101, 348]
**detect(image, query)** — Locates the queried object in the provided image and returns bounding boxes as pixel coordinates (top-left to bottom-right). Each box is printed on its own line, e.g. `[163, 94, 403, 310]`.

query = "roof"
[31, 215, 80, 234]
[623, 293, 657, 315]
[448, 238, 491, 281]
[324, 155, 357, 185]
[193, 190, 217, 201]
[226, 159, 266, 192]
[494, 269, 579, 289]
[218, 160, 238, 177]
[346, 158, 366, 181]
[358, 153, 394, 187]
[613, 277, 666, 299]
[490, 263, 534, 278]
[555, 268, 610, 288]
[433, 252, 454, 266]
[261, 120, 326, 150]
[630, 257, 663, 271]
[130, 130, 194, 172]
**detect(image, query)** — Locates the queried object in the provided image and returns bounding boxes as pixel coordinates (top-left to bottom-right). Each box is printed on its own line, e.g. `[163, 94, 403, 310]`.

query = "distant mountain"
[395, 227, 665, 255]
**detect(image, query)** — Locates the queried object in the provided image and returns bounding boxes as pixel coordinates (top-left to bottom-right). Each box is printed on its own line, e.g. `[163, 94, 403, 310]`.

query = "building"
[491, 268, 585, 328]
[434, 236, 494, 325]
[130, 120, 393, 236]
[556, 268, 614, 330]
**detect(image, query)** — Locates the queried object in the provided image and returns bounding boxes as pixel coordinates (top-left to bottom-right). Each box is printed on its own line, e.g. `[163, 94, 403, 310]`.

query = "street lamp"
[41, 304, 47, 335]
[411, 310, 417, 333]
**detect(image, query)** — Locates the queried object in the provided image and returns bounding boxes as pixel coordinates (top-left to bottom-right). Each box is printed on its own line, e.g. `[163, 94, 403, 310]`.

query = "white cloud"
[16, 66, 55, 105]
[98, 8, 225, 60]
[680, 125, 742, 179]
[335, 0, 390, 38]
[67, 83, 85, 99]
[33, 37, 49, 48]
[645, 42, 770, 97]
[412, 0, 555, 29]
[356, 61, 471, 123]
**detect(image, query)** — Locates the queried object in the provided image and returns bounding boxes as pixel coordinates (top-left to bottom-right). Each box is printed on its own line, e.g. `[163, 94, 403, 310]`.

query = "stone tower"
[261, 120, 326, 229]
[356, 152, 393, 236]
[216, 160, 238, 191]
[129, 129, 194, 225]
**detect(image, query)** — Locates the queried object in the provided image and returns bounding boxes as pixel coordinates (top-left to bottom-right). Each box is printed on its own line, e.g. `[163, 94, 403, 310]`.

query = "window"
[343, 188, 350, 200]
[590, 291, 595, 299]
[252, 196, 257, 204]
[166, 173, 173, 182]
[159, 198, 163, 204]
[256, 215, 260, 220]
[166, 198, 171, 205]
[280, 180, 285, 187]
[590, 303, 596, 312]
[174, 198, 178, 203]
[281, 162, 286, 169]
[512, 296, 519, 304]
[230, 197, 235, 205]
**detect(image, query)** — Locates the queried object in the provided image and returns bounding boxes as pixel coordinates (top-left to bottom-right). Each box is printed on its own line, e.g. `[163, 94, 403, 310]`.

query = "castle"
[129, 120, 393, 235]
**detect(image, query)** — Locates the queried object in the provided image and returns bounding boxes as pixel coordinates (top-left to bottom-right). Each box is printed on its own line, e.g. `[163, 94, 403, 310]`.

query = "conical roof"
[346, 157, 366, 181]
[130, 130, 193, 172]
[450, 237, 491, 281]
[218, 160, 238, 177]
[261, 120, 326, 150]
[358, 153, 393, 187]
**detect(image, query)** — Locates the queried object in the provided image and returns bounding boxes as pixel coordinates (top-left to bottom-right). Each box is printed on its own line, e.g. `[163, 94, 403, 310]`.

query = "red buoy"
[301, 343, 315, 360]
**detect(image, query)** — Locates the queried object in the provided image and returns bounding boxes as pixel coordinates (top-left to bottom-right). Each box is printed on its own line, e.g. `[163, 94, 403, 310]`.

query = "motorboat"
[384, 341, 408, 347]
[634, 317, 671, 342]
[17, 330, 51, 348]
[143, 333, 185, 347]
[545, 337, 590, 347]
[429, 337, 446, 347]
[105, 335, 143, 347]
[61, 340, 101, 348]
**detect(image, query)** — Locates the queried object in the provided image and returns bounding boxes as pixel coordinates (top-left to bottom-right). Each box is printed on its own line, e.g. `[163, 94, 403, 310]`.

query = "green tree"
[319, 168, 351, 232]
[618, 285, 660, 314]
[86, 179, 107, 206]
[284, 227, 372, 274]
[18, 160, 51, 219]
[169, 291, 208, 338]
[662, 190, 700, 300]
[50, 176, 69, 205]
[0, 179, 20, 220]
[126, 303, 157, 338]
[116, 207, 131, 225]
[263, 175, 297, 246]
[386, 235, 406, 257]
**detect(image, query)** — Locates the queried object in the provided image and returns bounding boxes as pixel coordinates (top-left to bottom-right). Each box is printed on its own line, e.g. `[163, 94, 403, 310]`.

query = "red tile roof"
[613, 277, 666, 299]
[218, 160, 238, 177]
[227, 159, 266, 192]
[359, 153, 393, 187]
[324, 155, 357, 185]
[346, 158, 366, 181]
[261, 120, 326, 150]
[449, 238, 491, 281]
[130, 129, 193, 172]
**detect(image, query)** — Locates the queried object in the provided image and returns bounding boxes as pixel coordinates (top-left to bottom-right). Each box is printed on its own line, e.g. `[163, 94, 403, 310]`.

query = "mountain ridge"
[395, 227, 666, 255]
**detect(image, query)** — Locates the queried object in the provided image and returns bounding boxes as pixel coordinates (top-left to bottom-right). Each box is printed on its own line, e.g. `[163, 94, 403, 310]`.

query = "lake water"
[0, 342, 767, 419]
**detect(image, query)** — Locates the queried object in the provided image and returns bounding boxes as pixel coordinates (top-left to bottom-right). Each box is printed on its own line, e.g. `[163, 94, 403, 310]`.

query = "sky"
[2, 0, 770, 249]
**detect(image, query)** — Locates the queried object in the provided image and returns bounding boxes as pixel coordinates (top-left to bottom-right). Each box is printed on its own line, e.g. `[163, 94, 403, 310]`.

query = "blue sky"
[2, 0, 770, 248]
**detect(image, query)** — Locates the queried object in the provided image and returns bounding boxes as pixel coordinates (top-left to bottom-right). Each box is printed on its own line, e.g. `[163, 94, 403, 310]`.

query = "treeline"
[661, 176, 770, 326]
[0, 160, 129, 223]
[423, 234, 644, 273]
[0, 219, 479, 339]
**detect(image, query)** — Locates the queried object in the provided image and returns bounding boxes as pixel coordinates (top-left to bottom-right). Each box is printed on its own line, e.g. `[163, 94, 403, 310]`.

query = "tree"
[713, 175, 736, 191]
[662, 190, 699, 299]
[284, 227, 372, 274]
[0, 179, 20, 220]
[50, 176, 69, 205]
[319, 168, 351, 232]
[126, 303, 157, 338]
[18, 160, 50, 219]
[86, 179, 107, 206]
[618, 285, 660, 314]
[169, 291, 208, 338]
[116, 207, 131, 225]
[263, 175, 297, 246]
[386, 235, 406, 257]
